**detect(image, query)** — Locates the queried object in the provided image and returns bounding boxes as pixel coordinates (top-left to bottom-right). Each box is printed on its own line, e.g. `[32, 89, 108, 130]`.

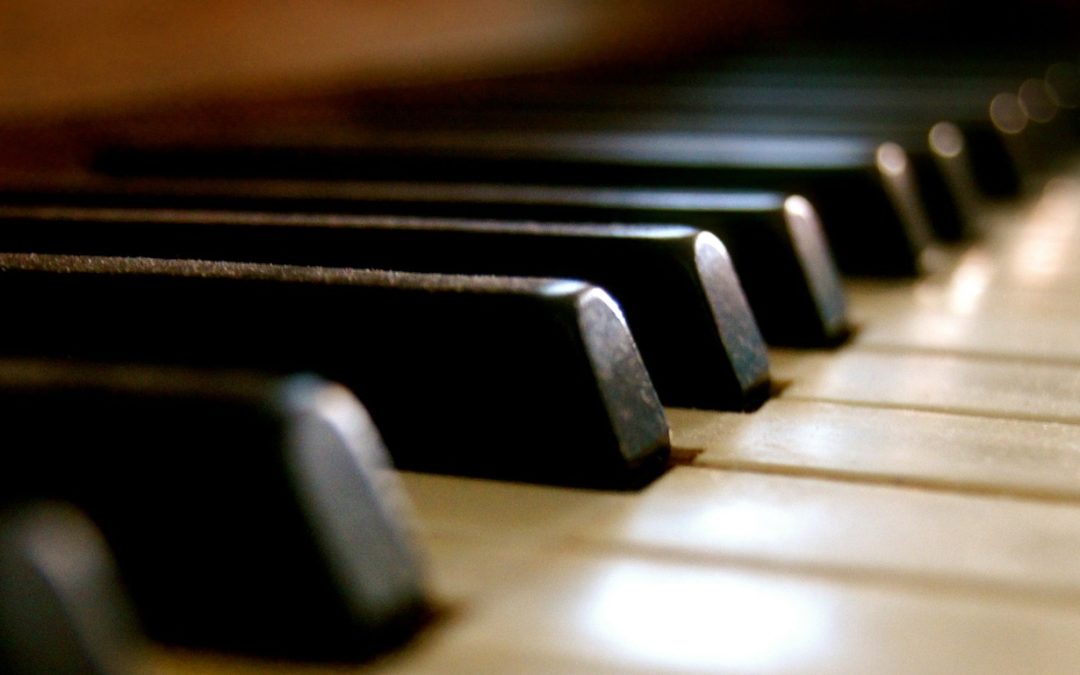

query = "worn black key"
[0, 503, 144, 675]
[0, 362, 426, 659]
[0, 206, 772, 407]
[0, 254, 670, 489]
[93, 133, 934, 276]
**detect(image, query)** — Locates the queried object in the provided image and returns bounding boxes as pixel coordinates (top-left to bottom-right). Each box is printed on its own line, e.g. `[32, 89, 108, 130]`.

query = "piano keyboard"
[369, 176, 1080, 675]
[5, 30, 1080, 675]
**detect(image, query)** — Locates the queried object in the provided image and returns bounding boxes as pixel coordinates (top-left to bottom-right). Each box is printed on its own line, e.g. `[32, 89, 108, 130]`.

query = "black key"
[0, 254, 671, 489]
[341, 70, 1028, 198]
[416, 76, 1015, 117]
[0, 362, 426, 659]
[0, 503, 144, 675]
[645, 78, 1033, 194]
[1016, 77, 1077, 168]
[1045, 62, 1080, 110]
[926, 121, 984, 235]
[335, 65, 1021, 122]
[1046, 61, 1080, 127]
[987, 91, 1040, 182]
[0, 206, 772, 407]
[667, 52, 1061, 84]
[92, 133, 934, 276]
[310, 113, 982, 241]
[1045, 63, 1080, 148]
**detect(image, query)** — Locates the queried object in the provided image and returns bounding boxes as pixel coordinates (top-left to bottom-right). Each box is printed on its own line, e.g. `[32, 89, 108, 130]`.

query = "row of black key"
[95, 133, 936, 276]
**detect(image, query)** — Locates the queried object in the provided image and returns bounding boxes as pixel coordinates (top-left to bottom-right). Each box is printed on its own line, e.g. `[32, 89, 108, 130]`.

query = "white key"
[370, 551, 1080, 675]
[855, 308, 1080, 362]
[772, 349, 1080, 424]
[582, 467, 1080, 600]
[399, 472, 631, 548]
[669, 400, 1080, 501]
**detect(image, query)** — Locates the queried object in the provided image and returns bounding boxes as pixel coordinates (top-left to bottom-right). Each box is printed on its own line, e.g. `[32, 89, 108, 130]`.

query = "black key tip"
[0, 503, 145, 675]
[279, 377, 430, 645]
[782, 195, 850, 344]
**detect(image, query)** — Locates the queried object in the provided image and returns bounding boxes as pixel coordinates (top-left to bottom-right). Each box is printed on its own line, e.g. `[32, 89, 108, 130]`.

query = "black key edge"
[278, 376, 430, 649]
[544, 282, 672, 490]
[692, 234, 771, 411]
[781, 195, 851, 345]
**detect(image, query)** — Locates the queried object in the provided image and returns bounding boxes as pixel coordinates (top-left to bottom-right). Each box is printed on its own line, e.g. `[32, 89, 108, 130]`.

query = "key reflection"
[1010, 237, 1070, 286]
[1004, 177, 1080, 286]
[875, 142, 908, 177]
[581, 560, 832, 672]
[918, 249, 992, 315]
[928, 122, 964, 159]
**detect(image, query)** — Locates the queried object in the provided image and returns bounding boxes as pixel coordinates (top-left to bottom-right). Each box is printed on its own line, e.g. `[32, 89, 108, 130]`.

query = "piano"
[3, 1, 1080, 673]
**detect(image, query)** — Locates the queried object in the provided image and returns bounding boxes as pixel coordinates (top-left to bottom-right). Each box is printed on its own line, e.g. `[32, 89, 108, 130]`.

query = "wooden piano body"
[4, 2, 1080, 673]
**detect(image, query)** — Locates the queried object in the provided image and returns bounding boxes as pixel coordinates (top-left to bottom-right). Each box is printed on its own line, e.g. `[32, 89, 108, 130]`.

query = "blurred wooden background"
[0, 1, 796, 122]
[1, 0, 1076, 173]
[4, 0, 1079, 122]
